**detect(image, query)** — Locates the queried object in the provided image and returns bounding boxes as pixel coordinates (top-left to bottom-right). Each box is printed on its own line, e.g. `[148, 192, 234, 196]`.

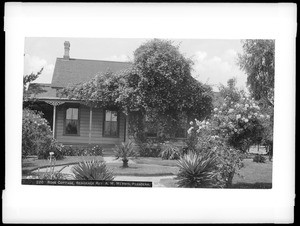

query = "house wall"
[55, 104, 127, 146]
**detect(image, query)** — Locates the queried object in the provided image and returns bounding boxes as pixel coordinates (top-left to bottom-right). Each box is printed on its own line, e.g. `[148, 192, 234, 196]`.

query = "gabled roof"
[51, 58, 132, 88]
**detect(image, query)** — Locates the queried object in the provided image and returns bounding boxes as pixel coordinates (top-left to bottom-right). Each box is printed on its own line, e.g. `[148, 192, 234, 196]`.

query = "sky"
[24, 37, 248, 91]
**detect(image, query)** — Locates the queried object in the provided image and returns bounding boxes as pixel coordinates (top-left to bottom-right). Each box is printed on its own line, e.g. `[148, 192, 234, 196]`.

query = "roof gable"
[51, 58, 132, 88]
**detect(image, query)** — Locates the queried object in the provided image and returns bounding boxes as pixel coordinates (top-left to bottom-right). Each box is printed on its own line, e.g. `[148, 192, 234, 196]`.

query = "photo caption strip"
[22, 179, 152, 187]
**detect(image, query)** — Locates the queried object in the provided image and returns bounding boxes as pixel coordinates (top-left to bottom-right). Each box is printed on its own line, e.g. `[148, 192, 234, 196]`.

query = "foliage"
[238, 39, 275, 107]
[59, 39, 213, 143]
[22, 108, 63, 159]
[113, 141, 138, 167]
[175, 150, 223, 188]
[37, 139, 64, 160]
[61, 145, 103, 156]
[253, 154, 266, 163]
[72, 160, 114, 181]
[159, 142, 181, 160]
[211, 82, 270, 152]
[23, 67, 44, 101]
[137, 140, 162, 157]
[186, 89, 271, 187]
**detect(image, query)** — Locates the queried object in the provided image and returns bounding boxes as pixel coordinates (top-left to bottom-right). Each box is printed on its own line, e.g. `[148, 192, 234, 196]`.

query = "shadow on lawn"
[159, 179, 272, 189]
[231, 182, 272, 189]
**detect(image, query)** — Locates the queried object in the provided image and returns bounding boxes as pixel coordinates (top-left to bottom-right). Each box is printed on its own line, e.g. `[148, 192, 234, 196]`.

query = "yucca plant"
[175, 150, 222, 188]
[71, 160, 114, 181]
[113, 141, 138, 168]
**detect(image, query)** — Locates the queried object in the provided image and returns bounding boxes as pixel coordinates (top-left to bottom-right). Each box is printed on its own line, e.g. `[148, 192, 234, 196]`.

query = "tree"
[238, 39, 275, 107]
[23, 68, 44, 101]
[238, 40, 275, 159]
[61, 39, 213, 142]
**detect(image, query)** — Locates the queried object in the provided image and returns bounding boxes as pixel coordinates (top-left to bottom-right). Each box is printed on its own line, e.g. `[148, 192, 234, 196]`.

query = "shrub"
[61, 145, 103, 156]
[175, 151, 223, 188]
[72, 160, 114, 181]
[88, 145, 103, 156]
[138, 141, 162, 157]
[114, 141, 138, 167]
[37, 138, 64, 160]
[22, 108, 64, 159]
[253, 154, 266, 163]
[160, 142, 181, 160]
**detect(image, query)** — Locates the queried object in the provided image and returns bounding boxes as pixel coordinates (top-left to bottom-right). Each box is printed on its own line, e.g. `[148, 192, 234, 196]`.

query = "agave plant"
[175, 150, 223, 188]
[160, 142, 181, 160]
[113, 141, 138, 167]
[72, 160, 114, 181]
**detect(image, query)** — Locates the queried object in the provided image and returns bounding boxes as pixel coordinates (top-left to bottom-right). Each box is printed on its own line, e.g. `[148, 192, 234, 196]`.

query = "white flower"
[236, 114, 241, 119]
[245, 119, 249, 123]
[214, 108, 218, 112]
[234, 128, 238, 132]
[49, 152, 54, 156]
[228, 109, 234, 113]
[260, 114, 265, 118]
[266, 115, 270, 119]
[206, 121, 210, 125]
[189, 121, 193, 125]
[219, 111, 222, 114]
[245, 104, 249, 108]
[187, 127, 194, 134]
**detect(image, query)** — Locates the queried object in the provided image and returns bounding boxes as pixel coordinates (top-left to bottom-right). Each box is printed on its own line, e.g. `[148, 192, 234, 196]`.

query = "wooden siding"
[55, 104, 126, 145]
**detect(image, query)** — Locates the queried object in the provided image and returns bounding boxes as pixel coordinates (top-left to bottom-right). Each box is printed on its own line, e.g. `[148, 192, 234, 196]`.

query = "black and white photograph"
[4, 3, 295, 223]
[21, 37, 274, 189]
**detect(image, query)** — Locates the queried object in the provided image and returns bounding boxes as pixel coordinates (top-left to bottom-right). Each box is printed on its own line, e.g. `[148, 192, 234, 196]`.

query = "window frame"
[102, 109, 120, 138]
[63, 104, 81, 136]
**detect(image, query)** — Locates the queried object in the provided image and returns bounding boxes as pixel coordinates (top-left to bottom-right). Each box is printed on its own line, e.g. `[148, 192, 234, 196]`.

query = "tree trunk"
[226, 171, 235, 188]
[122, 159, 129, 168]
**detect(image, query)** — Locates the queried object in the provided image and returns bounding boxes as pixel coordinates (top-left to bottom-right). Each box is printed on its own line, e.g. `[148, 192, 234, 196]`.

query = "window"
[103, 110, 118, 137]
[65, 107, 79, 135]
[145, 115, 158, 137]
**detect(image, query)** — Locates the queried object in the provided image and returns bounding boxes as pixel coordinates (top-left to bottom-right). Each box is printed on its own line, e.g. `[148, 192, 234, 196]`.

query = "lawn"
[22, 155, 272, 188]
[22, 156, 104, 176]
[107, 161, 178, 176]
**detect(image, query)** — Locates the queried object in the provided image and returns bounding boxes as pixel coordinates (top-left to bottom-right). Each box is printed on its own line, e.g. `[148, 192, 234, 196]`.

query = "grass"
[22, 155, 272, 189]
[106, 162, 179, 176]
[22, 156, 104, 176]
[231, 158, 272, 188]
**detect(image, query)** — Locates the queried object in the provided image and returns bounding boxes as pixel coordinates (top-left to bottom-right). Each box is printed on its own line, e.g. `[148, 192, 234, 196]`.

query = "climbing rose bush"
[186, 93, 271, 187]
[189, 93, 271, 152]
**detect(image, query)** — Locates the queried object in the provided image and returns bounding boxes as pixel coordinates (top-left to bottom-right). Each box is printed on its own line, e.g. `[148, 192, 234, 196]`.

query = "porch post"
[89, 107, 93, 144]
[45, 101, 65, 139]
[52, 105, 56, 138]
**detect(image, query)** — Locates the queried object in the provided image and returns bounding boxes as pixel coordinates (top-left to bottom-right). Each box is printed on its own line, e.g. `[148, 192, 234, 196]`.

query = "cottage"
[25, 41, 188, 147]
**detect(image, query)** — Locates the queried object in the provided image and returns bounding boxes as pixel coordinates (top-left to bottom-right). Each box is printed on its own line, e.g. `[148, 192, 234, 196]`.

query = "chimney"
[63, 41, 70, 60]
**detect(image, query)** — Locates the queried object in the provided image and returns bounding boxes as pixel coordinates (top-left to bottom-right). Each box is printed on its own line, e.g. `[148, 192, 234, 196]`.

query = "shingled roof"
[51, 57, 132, 88]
